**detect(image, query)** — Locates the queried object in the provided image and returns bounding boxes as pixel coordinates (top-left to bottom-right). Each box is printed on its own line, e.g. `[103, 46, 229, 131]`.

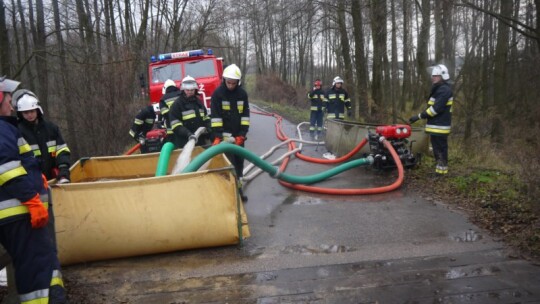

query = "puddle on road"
[449, 229, 483, 242]
[283, 195, 325, 205]
[445, 265, 501, 279]
[280, 244, 356, 255]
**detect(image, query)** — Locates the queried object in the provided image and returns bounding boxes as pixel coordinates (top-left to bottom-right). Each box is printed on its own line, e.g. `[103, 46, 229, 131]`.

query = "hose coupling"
[270, 166, 281, 179]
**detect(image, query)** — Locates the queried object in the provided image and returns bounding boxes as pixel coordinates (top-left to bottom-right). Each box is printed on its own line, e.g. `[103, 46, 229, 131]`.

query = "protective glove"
[137, 136, 146, 145]
[21, 194, 49, 228]
[409, 114, 420, 124]
[212, 137, 222, 146]
[58, 164, 70, 181]
[235, 136, 246, 146]
[57, 177, 70, 184]
[347, 109, 352, 117]
[188, 134, 197, 141]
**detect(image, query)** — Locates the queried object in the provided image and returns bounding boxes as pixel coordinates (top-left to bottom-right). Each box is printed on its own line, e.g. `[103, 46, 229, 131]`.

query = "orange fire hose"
[251, 108, 405, 194]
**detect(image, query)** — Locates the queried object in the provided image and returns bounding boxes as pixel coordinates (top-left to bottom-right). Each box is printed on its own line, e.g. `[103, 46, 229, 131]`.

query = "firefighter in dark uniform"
[14, 90, 71, 183]
[129, 103, 160, 153]
[409, 64, 453, 175]
[307, 79, 326, 140]
[325, 76, 352, 120]
[211, 64, 250, 202]
[169, 76, 211, 148]
[0, 76, 67, 303]
[159, 79, 181, 139]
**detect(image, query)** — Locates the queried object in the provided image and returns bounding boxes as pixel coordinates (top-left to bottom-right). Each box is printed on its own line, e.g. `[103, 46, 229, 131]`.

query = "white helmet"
[431, 64, 450, 80]
[223, 64, 242, 84]
[181, 75, 198, 90]
[0, 76, 20, 105]
[17, 94, 43, 114]
[162, 79, 177, 94]
[0, 76, 20, 94]
[332, 76, 344, 86]
[11, 89, 37, 108]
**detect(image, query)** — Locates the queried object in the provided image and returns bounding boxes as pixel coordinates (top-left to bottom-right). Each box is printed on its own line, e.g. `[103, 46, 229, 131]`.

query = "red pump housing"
[375, 124, 412, 139]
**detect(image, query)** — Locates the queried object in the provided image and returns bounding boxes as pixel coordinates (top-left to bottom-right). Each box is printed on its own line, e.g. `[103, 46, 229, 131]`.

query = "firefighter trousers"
[0, 218, 67, 303]
[225, 144, 245, 178]
[430, 134, 449, 174]
[309, 110, 324, 135]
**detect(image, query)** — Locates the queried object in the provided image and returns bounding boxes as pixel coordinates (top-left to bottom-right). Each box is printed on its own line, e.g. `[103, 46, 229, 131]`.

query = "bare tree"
[491, 0, 512, 145]
[415, 0, 431, 108]
[0, 0, 11, 75]
[351, 0, 369, 119]
[370, 0, 388, 116]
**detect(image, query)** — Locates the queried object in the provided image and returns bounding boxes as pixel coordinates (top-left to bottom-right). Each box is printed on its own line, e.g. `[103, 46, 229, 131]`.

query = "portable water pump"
[143, 128, 167, 153]
[366, 124, 420, 170]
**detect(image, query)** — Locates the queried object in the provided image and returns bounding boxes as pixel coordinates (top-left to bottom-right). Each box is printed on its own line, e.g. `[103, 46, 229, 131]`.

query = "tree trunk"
[491, 0, 512, 145]
[390, 0, 399, 123]
[0, 0, 11, 75]
[52, 0, 80, 159]
[337, 0, 355, 117]
[351, 0, 369, 118]
[400, 0, 412, 112]
[33, 0, 49, 113]
[414, 0, 431, 108]
[370, 0, 387, 117]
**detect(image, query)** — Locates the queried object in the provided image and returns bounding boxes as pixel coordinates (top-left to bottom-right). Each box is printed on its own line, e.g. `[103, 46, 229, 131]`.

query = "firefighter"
[169, 76, 211, 148]
[211, 64, 250, 202]
[325, 76, 352, 120]
[0, 76, 67, 303]
[159, 79, 181, 138]
[14, 90, 72, 184]
[409, 64, 453, 175]
[129, 103, 161, 153]
[307, 79, 326, 140]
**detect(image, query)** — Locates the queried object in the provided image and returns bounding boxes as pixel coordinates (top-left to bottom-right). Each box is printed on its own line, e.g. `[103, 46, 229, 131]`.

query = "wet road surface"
[63, 106, 540, 303]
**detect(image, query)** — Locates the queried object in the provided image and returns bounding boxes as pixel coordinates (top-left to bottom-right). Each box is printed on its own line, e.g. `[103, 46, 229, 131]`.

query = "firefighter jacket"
[325, 86, 351, 119]
[307, 88, 326, 112]
[129, 105, 157, 141]
[210, 83, 250, 140]
[419, 81, 453, 135]
[18, 116, 71, 180]
[0, 116, 48, 225]
[169, 92, 211, 148]
[159, 87, 181, 136]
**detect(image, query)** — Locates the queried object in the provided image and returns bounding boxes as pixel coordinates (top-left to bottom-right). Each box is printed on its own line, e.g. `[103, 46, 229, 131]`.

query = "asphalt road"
[61, 105, 540, 304]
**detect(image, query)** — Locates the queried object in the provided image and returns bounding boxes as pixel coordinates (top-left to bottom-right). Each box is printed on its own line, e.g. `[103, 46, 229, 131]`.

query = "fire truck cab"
[148, 49, 223, 114]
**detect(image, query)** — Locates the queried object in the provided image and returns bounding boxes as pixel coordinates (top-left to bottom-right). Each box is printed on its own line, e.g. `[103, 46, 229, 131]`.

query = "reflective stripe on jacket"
[420, 82, 453, 135]
[307, 88, 326, 111]
[210, 84, 250, 139]
[18, 118, 71, 180]
[0, 116, 48, 225]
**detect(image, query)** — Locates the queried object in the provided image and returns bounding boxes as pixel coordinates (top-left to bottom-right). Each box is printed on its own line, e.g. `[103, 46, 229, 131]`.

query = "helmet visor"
[0, 77, 20, 94]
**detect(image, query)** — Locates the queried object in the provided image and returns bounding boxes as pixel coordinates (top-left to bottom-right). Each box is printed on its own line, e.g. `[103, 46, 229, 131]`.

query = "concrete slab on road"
[62, 105, 540, 303]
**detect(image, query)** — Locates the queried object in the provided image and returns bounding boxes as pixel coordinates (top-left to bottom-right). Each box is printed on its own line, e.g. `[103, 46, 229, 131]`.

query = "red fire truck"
[147, 49, 223, 114]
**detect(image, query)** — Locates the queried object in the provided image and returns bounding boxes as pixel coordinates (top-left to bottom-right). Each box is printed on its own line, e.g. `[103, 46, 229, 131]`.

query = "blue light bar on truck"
[151, 49, 205, 62]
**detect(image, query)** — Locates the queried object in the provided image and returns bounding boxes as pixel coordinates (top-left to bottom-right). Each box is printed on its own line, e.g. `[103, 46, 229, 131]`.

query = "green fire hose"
[156, 142, 372, 185]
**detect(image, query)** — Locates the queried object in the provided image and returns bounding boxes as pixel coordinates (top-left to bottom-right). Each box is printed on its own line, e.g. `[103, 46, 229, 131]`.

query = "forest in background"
[0, 0, 538, 196]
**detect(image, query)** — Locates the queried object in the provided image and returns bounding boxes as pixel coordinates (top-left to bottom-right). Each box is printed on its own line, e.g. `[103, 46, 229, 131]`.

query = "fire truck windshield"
[151, 63, 182, 83]
[185, 60, 216, 78]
